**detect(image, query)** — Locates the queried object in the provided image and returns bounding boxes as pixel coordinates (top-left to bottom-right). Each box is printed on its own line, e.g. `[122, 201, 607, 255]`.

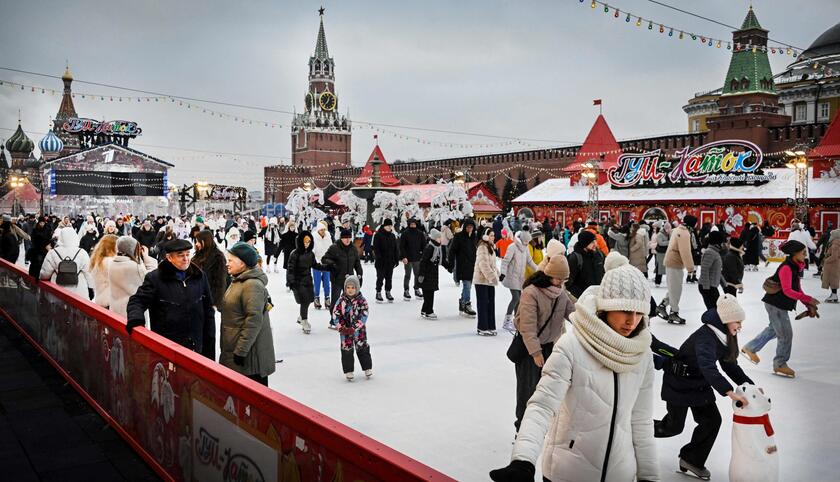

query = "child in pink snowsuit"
[332, 275, 372, 381]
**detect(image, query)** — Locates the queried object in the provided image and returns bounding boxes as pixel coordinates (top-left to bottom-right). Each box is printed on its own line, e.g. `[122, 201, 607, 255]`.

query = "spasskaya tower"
[291, 7, 352, 175]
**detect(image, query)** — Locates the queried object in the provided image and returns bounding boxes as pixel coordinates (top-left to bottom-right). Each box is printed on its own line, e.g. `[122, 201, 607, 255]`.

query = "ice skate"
[324, 296, 331, 307]
[655, 300, 669, 320]
[414, 288, 423, 299]
[825, 293, 838, 303]
[365, 369, 373, 379]
[740, 347, 760, 365]
[300, 318, 311, 334]
[477, 329, 492, 336]
[403, 290, 412, 301]
[385, 291, 394, 303]
[424, 312, 438, 320]
[375, 291, 384, 303]
[667, 312, 686, 324]
[773, 365, 796, 378]
[488, 330, 497, 336]
[678, 458, 710, 480]
[345, 372, 354, 381]
[463, 302, 477, 317]
[313, 297, 322, 310]
[502, 314, 515, 334]
[328, 323, 338, 330]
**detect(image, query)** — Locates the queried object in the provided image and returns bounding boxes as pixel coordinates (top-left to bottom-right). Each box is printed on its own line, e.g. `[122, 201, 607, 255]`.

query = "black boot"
[375, 292, 384, 303]
[403, 290, 412, 301]
[414, 288, 423, 299]
[385, 291, 394, 302]
[463, 302, 476, 317]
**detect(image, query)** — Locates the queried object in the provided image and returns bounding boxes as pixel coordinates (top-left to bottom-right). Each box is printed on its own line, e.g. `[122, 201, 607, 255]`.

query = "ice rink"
[254, 255, 840, 481]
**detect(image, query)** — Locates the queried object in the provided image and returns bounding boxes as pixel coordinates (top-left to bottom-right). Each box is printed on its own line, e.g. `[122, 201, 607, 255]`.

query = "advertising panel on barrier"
[0, 260, 452, 482]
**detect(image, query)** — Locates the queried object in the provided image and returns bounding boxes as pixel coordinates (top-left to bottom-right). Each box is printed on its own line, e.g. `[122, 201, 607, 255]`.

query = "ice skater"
[654, 294, 753, 480]
[332, 275, 372, 381]
[418, 229, 444, 319]
[741, 240, 819, 378]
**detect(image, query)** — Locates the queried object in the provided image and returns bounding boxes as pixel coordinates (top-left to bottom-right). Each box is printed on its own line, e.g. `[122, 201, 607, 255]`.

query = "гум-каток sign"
[607, 140, 776, 189]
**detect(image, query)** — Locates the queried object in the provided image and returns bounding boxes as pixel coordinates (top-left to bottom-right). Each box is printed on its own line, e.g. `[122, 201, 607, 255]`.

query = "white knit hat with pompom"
[716, 294, 745, 324]
[597, 252, 651, 315]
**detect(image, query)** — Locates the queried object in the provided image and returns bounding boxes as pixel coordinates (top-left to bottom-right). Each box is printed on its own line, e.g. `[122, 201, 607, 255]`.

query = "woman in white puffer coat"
[500, 230, 538, 333]
[491, 252, 659, 482]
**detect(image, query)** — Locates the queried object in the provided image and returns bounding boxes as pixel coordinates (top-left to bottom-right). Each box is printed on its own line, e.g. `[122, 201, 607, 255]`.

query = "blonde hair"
[90, 234, 118, 270]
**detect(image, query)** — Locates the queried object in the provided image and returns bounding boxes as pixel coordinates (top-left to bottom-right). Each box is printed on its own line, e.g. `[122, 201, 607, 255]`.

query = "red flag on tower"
[593, 99, 602, 105]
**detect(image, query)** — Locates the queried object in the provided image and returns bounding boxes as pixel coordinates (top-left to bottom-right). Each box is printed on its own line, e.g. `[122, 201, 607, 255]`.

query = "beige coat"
[91, 256, 115, 308]
[514, 284, 575, 356]
[472, 244, 500, 286]
[628, 229, 650, 273]
[821, 238, 840, 290]
[664, 224, 695, 271]
[109, 255, 151, 318]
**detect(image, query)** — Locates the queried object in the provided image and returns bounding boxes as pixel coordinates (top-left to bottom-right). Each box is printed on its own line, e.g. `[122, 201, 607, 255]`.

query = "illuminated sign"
[607, 140, 775, 189]
[62, 118, 142, 137]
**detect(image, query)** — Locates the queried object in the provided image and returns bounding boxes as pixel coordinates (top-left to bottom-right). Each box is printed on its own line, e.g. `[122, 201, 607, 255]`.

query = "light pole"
[9, 174, 28, 217]
[582, 159, 600, 222]
[785, 150, 809, 222]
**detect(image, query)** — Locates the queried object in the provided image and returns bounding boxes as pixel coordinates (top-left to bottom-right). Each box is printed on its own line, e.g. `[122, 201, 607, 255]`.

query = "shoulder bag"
[506, 296, 561, 364]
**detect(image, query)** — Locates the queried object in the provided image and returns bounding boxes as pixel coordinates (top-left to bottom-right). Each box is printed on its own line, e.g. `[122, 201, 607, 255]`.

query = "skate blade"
[739, 352, 760, 365]
[772, 371, 795, 378]
[676, 469, 710, 480]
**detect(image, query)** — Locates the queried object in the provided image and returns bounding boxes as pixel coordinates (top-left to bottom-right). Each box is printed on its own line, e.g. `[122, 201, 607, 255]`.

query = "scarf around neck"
[571, 287, 651, 373]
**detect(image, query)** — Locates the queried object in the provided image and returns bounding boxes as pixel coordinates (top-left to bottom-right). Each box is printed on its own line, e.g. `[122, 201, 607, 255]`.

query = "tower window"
[818, 102, 830, 121]
[730, 79, 738, 91]
[740, 78, 750, 90]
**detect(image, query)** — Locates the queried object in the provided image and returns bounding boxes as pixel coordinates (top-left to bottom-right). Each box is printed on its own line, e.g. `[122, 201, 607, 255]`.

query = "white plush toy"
[729, 383, 779, 482]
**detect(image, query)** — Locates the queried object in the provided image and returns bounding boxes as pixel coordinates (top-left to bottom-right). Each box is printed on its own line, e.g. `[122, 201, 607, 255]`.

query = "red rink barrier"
[0, 259, 453, 482]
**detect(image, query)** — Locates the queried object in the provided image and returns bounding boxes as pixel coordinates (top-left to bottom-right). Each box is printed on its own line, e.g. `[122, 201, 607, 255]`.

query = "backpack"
[55, 249, 82, 286]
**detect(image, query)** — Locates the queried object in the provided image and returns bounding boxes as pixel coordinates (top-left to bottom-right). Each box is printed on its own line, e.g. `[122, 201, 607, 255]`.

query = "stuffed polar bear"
[729, 383, 779, 482]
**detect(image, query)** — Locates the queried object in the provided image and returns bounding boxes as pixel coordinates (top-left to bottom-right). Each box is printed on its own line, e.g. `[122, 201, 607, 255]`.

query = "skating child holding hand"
[332, 275, 373, 381]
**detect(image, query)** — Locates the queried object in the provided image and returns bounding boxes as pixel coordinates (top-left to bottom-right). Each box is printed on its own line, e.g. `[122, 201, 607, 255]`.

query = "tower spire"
[314, 7, 329, 59]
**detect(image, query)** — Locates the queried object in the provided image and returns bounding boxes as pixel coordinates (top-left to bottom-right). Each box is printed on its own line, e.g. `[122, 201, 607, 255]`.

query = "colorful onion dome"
[39, 129, 64, 154]
[5, 123, 34, 156]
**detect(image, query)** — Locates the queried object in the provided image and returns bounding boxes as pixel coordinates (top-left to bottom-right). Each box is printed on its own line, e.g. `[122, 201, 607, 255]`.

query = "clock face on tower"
[319, 91, 337, 111]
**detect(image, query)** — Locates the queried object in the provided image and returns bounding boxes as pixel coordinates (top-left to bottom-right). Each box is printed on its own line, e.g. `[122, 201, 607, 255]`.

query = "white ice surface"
[235, 250, 840, 481]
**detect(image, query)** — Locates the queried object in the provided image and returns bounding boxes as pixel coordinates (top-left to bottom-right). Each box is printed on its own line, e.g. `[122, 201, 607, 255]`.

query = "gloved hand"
[489, 460, 535, 482]
[125, 319, 144, 335]
[234, 354, 246, 366]
[418, 276, 424, 283]
[499, 274, 506, 282]
[88, 288, 95, 300]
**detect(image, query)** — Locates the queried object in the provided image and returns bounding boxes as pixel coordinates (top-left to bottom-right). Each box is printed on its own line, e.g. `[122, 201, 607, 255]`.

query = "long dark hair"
[725, 332, 739, 362]
[523, 270, 553, 289]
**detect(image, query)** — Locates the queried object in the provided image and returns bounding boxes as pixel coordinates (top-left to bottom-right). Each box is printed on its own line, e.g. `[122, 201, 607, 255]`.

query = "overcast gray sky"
[1, 0, 836, 190]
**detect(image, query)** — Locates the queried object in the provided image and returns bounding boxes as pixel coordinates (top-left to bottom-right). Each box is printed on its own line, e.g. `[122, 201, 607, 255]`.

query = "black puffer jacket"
[126, 259, 216, 360]
[566, 243, 605, 299]
[280, 228, 298, 268]
[399, 225, 426, 262]
[662, 309, 753, 407]
[321, 239, 363, 286]
[287, 231, 323, 305]
[447, 219, 477, 282]
[418, 240, 442, 291]
[373, 227, 399, 269]
[134, 227, 157, 250]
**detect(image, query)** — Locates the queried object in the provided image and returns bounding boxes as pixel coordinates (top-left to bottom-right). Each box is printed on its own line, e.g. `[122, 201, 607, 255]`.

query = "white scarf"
[571, 287, 652, 373]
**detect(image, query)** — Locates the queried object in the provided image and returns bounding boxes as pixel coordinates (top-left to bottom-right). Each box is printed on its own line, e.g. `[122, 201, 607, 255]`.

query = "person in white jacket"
[491, 252, 659, 482]
[787, 221, 817, 275]
[109, 236, 157, 318]
[312, 220, 334, 310]
[40, 226, 95, 300]
[89, 234, 118, 307]
[500, 230, 538, 333]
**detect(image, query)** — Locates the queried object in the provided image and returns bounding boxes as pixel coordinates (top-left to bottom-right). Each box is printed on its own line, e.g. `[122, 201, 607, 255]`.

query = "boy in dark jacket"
[399, 218, 426, 301]
[654, 294, 753, 480]
[418, 229, 444, 319]
[446, 218, 478, 317]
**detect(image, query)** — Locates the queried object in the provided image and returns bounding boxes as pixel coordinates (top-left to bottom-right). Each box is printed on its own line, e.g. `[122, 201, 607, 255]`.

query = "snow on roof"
[513, 168, 840, 204]
[330, 182, 501, 212]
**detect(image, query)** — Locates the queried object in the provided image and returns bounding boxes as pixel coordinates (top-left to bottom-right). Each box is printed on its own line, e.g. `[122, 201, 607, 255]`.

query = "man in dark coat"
[321, 229, 364, 328]
[446, 218, 477, 316]
[126, 239, 216, 360]
[565, 230, 605, 299]
[399, 218, 426, 301]
[134, 220, 158, 251]
[654, 300, 753, 479]
[418, 229, 444, 318]
[372, 219, 399, 303]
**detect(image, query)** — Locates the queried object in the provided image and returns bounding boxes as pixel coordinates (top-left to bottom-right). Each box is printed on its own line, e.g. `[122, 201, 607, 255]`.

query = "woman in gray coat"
[220, 242, 276, 385]
[500, 231, 538, 333]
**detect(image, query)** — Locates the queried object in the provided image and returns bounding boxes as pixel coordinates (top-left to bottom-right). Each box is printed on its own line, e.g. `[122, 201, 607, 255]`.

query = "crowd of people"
[1, 208, 838, 480]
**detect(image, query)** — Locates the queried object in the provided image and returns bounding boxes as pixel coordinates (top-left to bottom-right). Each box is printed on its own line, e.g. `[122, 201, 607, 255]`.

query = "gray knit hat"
[116, 236, 139, 259]
[344, 275, 361, 293]
[517, 230, 532, 244]
[429, 228, 442, 241]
